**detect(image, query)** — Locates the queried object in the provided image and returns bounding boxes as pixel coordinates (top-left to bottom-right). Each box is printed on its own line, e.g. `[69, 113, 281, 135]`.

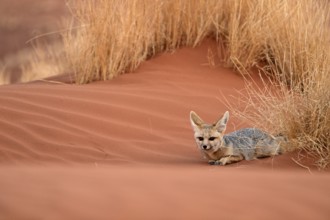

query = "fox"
[190, 111, 284, 165]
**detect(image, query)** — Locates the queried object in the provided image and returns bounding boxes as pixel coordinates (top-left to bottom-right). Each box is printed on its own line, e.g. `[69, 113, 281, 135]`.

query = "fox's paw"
[219, 157, 229, 165]
[208, 160, 224, 166]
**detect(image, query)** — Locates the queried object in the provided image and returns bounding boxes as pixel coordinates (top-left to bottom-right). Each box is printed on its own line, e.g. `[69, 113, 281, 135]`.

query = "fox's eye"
[197, 137, 204, 141]
[209, 137, 216, 141]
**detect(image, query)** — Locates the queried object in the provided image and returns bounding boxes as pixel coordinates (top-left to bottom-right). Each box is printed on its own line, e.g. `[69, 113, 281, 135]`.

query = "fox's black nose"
[202, 145, 208, 150]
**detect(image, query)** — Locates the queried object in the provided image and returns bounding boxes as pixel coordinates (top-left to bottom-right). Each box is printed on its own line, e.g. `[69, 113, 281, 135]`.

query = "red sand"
[0, 40, 329, 219]
[1, 166, 330, 220]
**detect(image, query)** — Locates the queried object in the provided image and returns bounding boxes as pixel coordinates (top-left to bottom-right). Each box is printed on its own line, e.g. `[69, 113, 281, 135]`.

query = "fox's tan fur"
[190, 111, 284, 165]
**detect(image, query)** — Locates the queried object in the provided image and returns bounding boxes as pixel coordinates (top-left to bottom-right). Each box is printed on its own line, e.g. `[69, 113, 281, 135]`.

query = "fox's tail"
[274, 133, 288, 154]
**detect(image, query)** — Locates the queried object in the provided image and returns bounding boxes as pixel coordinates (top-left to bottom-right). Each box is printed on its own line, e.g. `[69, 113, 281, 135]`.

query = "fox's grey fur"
[190, 111, 284, 165]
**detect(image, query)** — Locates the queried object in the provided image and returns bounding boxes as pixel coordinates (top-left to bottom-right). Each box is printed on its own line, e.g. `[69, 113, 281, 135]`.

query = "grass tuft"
[220, 0, 330, 169]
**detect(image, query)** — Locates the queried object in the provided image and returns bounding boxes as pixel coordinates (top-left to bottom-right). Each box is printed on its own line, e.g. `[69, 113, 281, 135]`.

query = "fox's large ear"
[190, 111, 204, 131]
[214, 111, 229, 133]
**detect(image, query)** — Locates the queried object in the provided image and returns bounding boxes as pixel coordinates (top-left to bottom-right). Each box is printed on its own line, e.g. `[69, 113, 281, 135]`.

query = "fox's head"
[189, 111, 229, 152]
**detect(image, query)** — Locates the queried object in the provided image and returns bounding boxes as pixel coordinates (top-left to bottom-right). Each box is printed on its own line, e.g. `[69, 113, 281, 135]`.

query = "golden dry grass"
[64, 0, 221, 83]
[226, 72, 330, 169]
[219, 0, 330, 169]
[65, 0, 329, 84]
[0, 64, 9, 85]
[20, 41, 67, 83]
[0, 42, 66, 85]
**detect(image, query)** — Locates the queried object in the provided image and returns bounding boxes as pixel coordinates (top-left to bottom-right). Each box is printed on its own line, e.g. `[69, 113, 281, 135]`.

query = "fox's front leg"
[218, 155, 244, 165]
[208, 160, 222, 165]
[207, 157, 234, 165]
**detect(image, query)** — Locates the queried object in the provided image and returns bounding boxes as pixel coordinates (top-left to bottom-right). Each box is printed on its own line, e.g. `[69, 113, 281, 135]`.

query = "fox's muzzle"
[202, 145, 213, 151]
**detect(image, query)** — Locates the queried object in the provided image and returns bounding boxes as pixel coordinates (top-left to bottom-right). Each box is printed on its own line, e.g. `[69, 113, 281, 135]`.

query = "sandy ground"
[0, 1, 329, 220]
[1, 166, 330, 220]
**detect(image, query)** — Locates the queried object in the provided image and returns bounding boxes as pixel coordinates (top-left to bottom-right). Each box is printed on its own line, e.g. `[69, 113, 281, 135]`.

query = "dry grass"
[220, 0, 330, 169]
[0, 64, 9, 85]
[65, 0, 329, 83]
[20, 41, 67, 83]
[64, 0, 221, 83]
[0, 41, 66, 85]
[226, 72, 330, 169]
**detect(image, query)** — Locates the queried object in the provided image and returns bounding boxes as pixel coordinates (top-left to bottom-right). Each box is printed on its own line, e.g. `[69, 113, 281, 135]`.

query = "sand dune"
[0, 40, 249, 165]
[0, 40, 329, 219]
